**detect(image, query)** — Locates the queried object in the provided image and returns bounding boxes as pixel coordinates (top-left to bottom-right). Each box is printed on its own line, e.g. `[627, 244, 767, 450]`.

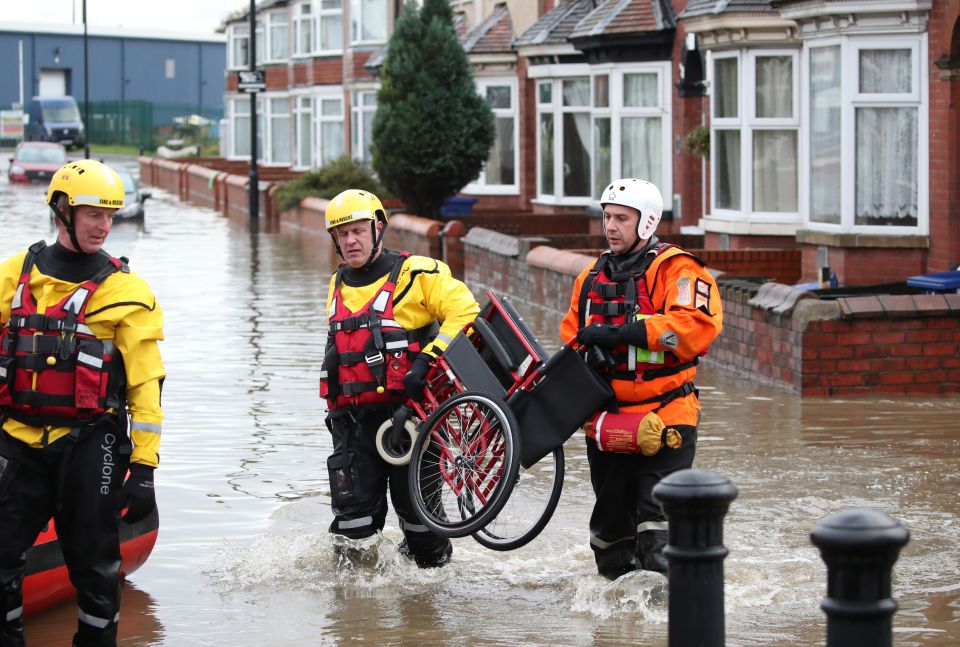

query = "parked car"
[113, 170, 151, 221]
[7, 141, 67, 183]
[24, 96, 86, 150]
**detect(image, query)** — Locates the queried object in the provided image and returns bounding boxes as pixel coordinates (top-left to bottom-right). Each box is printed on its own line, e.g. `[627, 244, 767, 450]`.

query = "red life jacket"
[578, 243, 702, 386]
[320, 253, 437, 410]
[0, 241, 126, 429]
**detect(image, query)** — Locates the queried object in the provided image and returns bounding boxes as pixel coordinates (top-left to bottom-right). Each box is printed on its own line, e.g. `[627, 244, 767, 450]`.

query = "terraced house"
[220, 0, 959, 286]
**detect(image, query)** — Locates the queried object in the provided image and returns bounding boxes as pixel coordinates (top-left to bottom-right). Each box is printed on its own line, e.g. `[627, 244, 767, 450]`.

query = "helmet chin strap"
[51, 201, 85, 254]
[361, 217, 386, 270]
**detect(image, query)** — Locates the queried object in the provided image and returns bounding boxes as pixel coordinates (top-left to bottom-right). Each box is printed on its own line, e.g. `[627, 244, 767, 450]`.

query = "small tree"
[372, 0, 495, 218]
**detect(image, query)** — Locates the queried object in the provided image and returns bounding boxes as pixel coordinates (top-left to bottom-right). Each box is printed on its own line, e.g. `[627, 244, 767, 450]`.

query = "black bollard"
[810, 508, 910, 647]
[653, 468, 738, 647]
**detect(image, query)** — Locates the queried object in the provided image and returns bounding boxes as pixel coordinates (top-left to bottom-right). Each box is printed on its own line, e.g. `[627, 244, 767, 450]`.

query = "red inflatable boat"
[22, 509, 159, 616]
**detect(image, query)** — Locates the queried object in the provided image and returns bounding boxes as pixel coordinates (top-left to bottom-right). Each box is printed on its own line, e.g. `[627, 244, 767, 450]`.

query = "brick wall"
[670, 2, 706, 232]
[698, 249, 802, 284]
[715, 284, 960, 395]
[264, 64, 289, 89]
[802, 246, 928, 287]
[313, 57, 344, 85]
[927, 1, 960, 272]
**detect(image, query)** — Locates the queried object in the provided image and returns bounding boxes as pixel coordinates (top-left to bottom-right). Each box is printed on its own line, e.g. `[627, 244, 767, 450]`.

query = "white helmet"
[601, 178, 663, 240]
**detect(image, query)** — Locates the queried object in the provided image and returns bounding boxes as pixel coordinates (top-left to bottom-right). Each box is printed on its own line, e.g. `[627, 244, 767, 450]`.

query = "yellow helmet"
[324, 189, 386, 232]
[46, 159, 125, 209]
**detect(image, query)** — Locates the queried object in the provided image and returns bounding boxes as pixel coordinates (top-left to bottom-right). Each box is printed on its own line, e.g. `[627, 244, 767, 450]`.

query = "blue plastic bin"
[906, 270, 960, 294]
[441, 196, 478, 217]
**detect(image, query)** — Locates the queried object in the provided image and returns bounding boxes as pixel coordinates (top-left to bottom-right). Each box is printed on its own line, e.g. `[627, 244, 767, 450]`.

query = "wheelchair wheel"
[472, 446, 564, 551]
[408, 391, 520, 538]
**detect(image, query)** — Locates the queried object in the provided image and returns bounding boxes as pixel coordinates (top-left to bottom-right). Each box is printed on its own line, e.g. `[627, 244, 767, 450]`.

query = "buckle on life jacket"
[364, 351, 385, 368]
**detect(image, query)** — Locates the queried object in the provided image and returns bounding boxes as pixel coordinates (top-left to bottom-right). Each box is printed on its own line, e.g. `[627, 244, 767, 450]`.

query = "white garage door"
[39, 69, 67, 97]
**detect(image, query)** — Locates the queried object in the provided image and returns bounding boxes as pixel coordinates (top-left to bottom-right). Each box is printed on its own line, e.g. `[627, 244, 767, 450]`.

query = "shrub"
[371, 0, 494, 218]
[273, 156, 388, 212]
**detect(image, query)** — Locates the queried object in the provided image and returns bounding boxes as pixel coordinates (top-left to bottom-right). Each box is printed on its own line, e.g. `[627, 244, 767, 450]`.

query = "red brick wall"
[517, 56, 538, 209]
[313, 57, 344, 85]
[704, 233, 800, 250]
[460, 212, 592, 235]
[697, 249, 802, 284]
[670, 0, 706, 233]
[928, 3, 960, 272]
[708, 284, 960, 395]
[264, 65, 289, 89]
[800, 246, 928, 287]
[183, 165, 221, 210]
[709, 283, 805, 389]
[292, 61, 309, 86]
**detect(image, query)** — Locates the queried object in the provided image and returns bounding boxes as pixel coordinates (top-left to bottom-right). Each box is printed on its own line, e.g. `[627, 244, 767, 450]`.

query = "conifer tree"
[372, 0, 494, 218]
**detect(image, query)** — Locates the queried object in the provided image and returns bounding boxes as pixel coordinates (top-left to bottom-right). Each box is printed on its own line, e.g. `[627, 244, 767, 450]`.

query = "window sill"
[462, 185, 520, 196]
[700, 215, 801, 236]
[795, 229, 929, 249]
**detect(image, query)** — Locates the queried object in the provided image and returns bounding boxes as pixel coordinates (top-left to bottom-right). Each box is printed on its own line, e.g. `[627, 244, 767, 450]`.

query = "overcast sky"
[4, 0, 245, 35]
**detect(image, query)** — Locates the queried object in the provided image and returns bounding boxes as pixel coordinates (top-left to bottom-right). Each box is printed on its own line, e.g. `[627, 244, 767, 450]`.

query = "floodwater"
[1, 157, 957, 646]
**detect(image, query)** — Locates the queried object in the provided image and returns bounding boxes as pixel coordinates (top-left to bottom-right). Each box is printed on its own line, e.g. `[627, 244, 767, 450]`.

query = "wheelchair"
[375, 291, 613, 549]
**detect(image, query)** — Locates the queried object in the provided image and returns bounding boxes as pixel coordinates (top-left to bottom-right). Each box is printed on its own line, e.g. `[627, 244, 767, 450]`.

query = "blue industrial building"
[0, 22, 225, 148]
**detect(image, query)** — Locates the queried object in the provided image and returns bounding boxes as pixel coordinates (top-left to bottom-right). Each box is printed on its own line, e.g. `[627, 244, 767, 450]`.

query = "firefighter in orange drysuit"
[560, 178, 722, 580]
[320, 189, 479, 568]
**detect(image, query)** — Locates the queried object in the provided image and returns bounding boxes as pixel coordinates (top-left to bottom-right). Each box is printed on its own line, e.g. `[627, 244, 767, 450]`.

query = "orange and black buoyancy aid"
[320, 253, 437, 409]
[0, 241, 127, 429]
[579, 243, 701, 384]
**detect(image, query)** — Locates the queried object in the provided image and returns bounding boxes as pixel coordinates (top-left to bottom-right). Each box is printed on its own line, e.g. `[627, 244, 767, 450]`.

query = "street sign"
[237, 69, 265, 93]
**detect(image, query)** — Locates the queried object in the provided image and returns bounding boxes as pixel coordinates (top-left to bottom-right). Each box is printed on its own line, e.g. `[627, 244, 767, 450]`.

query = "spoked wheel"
[472, 446, 564, 551]
[408, 391, 520, 538]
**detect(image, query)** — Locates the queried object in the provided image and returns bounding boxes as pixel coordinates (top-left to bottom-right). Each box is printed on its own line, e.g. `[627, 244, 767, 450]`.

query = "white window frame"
[530, 62, 673, 207]
[228, 24, 250, 69]
[228, 95, 264, 161]
[465, 77, 519, 195]
[351, 88, 378, 164]
[317, 0, 344, 54]
[265, 94, 292, 166]
[316, 89, 345, 166]
[293, 94, 314, 169]
[800, 34, 927, 235]
[535, 79, 556, 199]
[264, 11, 289, 63]
[605, 63, 673, 207]
[350, 0, 388, 46]
[708, 49, 800, 223]
[293, 1, 315, 58]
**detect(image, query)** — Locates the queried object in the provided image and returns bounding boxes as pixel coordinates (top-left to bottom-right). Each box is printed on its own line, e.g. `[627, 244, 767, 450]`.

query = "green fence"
[84, 100, 223, 153]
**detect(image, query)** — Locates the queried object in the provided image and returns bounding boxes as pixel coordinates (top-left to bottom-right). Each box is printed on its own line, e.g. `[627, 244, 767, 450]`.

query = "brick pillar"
[442, 220, 467, 280]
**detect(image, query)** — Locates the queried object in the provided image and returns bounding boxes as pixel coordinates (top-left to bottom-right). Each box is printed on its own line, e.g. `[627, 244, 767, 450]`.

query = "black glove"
[118, 463, 156, 524]
[390, 404, 413, 453]
[577, 323, 622, 349]
[402, 353, 432, 400]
